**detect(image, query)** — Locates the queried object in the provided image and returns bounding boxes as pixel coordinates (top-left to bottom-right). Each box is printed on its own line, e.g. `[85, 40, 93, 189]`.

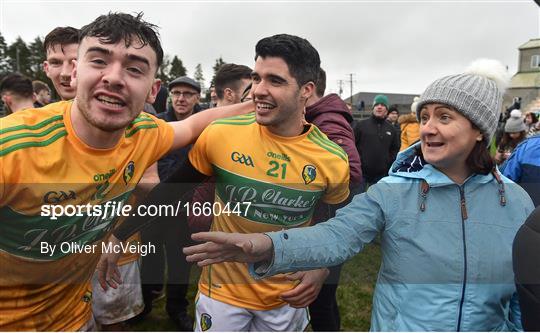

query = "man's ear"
[70, 59, 78, 88]
[2, 94, 12, 108]
[301, 82, 315, 101]
[224, 88, 234, 103]
[43, 61, 50, 76]
[146, 79, 161, 104]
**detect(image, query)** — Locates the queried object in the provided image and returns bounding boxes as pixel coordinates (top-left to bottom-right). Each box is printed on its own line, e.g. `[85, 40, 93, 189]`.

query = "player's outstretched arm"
[169, 101, 253, 151]
[183, 232, 274, 266]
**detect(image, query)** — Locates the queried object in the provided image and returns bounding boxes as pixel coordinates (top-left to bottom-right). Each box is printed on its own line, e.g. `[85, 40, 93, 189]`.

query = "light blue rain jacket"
[253, 143, 534, 331]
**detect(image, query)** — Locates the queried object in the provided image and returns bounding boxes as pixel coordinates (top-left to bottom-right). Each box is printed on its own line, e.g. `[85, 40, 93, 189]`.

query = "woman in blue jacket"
[184, 59, 535, 331]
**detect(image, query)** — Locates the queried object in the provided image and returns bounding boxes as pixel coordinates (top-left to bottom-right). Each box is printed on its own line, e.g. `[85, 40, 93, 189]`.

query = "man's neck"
[267, 117, 305, 137]
[372, 114, 385, 123]
[305, 95, 322, 108]
[10, 100, 35, 113]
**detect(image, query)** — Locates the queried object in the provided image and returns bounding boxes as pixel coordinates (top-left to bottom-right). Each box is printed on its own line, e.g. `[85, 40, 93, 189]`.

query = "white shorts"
[91, 260, 144, 325]
[194, 292, 310, 332]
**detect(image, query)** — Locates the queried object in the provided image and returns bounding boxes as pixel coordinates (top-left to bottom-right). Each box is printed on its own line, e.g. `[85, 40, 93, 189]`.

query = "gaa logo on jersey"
[231, 151, 255, 167]
[200, 313, 212, 331]
[123, 161, 135, 184]
[302, 165, 317, 184]
[43, 190, 76, 204]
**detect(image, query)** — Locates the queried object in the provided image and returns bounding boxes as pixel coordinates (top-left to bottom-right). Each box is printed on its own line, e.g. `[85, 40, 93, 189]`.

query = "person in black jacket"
[137, 76, 202, 331]
[387, 104, 401, 134]
[513, 206, 540, 331]
[353, 94, 400, 185]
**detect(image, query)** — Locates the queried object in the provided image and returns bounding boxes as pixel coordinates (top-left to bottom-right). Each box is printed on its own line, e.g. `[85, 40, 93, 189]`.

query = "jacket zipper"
[456, 185, 468, 331]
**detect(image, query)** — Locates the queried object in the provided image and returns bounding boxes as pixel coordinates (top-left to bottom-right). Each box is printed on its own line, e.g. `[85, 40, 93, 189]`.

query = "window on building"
[532, 55, 540, 68]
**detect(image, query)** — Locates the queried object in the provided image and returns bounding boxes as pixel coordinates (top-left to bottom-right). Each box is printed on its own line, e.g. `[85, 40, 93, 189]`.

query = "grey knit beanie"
[504, 109, 527, 133]
[417, 59, 510, 144]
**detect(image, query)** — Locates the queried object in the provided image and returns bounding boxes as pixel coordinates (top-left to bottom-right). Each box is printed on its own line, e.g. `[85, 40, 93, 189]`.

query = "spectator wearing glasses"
[168, 76, 202, 121]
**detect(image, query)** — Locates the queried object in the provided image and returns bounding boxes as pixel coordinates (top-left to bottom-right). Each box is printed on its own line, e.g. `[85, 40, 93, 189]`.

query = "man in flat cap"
[168, 76, 202, 121]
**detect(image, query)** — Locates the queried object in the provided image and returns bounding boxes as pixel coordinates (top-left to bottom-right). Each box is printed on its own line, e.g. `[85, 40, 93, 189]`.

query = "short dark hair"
[214, 63, 252, 99]
[79, 12, 163, 68]
[0, 73, 34, 98]
[32, 80, 50, 94]
[44, 26, 79, 54]
[255, 34, 320, 86]
[315, 68, 326, 97]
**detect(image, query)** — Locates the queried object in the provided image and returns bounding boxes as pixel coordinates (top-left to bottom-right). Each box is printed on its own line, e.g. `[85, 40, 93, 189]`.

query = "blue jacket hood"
[386, 142, 510, 212]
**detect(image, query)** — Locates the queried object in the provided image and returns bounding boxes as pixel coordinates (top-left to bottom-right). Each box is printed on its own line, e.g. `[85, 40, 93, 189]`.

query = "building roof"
[518, 38, 540, 50]
[509, 72, 540, 88]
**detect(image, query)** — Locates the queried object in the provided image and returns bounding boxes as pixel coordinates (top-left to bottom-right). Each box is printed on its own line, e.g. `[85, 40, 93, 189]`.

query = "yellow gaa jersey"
[189, 113, 350, 310]
[0, 101, 174, 331]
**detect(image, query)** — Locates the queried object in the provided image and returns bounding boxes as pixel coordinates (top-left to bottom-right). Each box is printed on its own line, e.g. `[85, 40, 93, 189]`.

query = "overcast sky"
[1, 0, 539, 99]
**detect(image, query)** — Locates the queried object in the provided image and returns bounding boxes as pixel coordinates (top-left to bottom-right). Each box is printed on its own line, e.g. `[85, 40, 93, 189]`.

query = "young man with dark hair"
[102, 33, 350, 331]
[32, 80, 52, 107]
[46, 24, 145, 330]
[43, 26, 80, 100]
[214, 63, 252, 107]
[0, 12, 250, 331]
[0, 73, 35, 113]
